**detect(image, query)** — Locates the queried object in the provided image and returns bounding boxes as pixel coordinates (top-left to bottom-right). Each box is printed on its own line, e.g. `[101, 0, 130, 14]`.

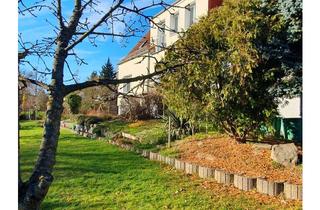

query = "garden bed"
[174, 137, 302, 185]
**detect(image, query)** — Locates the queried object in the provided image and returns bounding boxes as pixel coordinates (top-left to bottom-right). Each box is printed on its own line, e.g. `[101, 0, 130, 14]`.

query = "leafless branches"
[18, 0, 188, 96]
[18, 75, 50, 91]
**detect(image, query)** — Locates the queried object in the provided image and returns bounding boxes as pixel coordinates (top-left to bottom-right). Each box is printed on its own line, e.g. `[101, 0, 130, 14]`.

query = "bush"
[36, 111, 45, 120]
[159, 0, 301, 142]
[85, 116, 104, 127]
[92, 124, 107, 137]
[76, 115, 104, 128]
[19, 112, 29, 120]
[76, 114, 87, 125]
[164, 110, 195, 140]
[66, 94, 82, 114]
[119, 92, 163, 120]
[19, 111, 45, 120]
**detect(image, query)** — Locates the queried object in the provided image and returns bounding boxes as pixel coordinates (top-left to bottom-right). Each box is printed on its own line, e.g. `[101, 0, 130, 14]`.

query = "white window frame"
[157, 21, 166, 52]
[122, 75, 132, 94]
[170, 12, 179, 36]
[185, 3, 196, 29]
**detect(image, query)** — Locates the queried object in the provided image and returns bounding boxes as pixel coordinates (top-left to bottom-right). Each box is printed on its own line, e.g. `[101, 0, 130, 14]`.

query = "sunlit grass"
[20, 121, 300, 209]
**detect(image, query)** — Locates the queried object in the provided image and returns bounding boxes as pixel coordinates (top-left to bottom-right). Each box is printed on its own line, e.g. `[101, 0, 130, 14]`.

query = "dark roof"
[119, 31, 155, 64]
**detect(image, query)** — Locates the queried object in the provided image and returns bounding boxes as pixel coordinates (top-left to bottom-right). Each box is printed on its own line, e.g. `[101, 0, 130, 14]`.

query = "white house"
[116, 0, 302, 141]
[117, 0, 223, 114]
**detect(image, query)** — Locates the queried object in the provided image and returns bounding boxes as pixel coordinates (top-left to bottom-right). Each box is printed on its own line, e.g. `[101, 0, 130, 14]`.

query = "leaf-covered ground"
[20, 121, 301, 209]
[171, 136, 302, 184]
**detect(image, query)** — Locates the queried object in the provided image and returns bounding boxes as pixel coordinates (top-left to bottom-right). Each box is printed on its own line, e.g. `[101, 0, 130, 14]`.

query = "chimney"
[208, 0, 223, 11]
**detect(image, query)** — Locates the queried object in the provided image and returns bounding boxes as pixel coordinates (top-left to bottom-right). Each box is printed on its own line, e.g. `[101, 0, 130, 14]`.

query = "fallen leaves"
[177, 137, 302, 184]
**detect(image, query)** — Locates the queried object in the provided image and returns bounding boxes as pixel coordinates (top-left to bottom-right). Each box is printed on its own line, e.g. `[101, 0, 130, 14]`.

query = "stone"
[122, 132, 137, 140]
[271, 143, 298, 167]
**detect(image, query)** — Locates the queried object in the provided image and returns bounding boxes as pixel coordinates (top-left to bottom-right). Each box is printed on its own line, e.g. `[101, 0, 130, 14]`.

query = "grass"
[20, 121, 301, 209]
[101, 119, 167, 150]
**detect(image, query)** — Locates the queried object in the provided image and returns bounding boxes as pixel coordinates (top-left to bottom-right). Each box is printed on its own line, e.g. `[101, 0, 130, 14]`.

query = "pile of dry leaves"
[177, 137, 302, 184]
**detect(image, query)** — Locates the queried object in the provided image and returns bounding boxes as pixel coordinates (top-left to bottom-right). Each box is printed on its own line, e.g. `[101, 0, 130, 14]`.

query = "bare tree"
[18, 0, 186, 209]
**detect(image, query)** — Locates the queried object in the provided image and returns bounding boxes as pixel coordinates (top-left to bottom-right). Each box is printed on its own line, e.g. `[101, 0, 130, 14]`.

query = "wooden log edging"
[198, 166, 215, 178]
[104, 140, 302, 201]
[157, 154, 166, 163]
[174, 159, 186, 171]
[185, 163, 199, 174]
[165, 157, 175, 166]
[142, 150, 150, 158]
[256, 178, 284, 196]
[149, 152, 158, 161]
[284, 183, 302, 200]
[215, 169, 234, 185]
[234, 174, 257, 191]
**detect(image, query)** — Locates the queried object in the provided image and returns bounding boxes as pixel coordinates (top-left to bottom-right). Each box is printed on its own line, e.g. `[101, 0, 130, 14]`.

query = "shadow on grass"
[53, 150, 156, 177]
[20, 121, 301, 210]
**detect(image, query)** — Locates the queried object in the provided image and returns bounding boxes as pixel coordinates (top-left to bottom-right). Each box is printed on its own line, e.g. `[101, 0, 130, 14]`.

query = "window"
[170, 13, 179, 35]
[185, 3, 196, 28]
[157, 21, 166, 52]
[122, 75, 132, 94]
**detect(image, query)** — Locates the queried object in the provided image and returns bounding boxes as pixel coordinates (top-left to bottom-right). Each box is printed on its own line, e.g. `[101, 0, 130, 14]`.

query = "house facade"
[116, 0, 302, 141]
[117, 0, 223, 114]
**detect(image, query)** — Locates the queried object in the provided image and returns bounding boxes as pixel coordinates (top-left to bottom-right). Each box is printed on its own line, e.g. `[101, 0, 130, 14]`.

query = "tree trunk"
[19, 40, 67, 209]
[235, 136, 247, 143]
[19, 93, 64, 210]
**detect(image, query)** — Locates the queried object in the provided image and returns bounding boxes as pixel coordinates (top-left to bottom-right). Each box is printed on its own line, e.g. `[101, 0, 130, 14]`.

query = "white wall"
[117, 54, 156, 108]
[117, 0, 209, 114]
[278, 96, 302, 118]
[151, 0, 209, 47]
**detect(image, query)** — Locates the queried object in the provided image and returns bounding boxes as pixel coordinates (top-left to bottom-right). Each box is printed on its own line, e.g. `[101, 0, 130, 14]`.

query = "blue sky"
[18, 0, 173, 83]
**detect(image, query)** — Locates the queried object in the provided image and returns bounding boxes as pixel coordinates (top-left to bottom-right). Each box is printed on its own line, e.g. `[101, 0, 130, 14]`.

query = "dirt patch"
[177, 137, 302, 184]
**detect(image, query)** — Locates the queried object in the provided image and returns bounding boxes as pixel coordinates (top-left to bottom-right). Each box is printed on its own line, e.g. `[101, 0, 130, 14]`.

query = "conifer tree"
[100, 58, 115, 79]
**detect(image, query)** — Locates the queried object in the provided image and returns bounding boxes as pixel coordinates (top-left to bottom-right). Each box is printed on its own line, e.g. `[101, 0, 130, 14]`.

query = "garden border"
[108, 140, 302, 201]
[61, 124, 302, 201]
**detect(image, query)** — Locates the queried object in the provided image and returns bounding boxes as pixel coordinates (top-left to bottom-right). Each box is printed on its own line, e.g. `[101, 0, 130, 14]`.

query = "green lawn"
[20, 121, 300, 209]
[101, 119, 167, 149]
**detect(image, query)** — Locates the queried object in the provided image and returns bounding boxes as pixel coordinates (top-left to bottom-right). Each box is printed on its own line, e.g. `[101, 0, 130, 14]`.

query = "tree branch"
[65, 0, 125, 51]
[18, 75, 50, 91]
[56, 0, 65, 29]
[74, 31, 133, 38]
[64, 69, 168, 95]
